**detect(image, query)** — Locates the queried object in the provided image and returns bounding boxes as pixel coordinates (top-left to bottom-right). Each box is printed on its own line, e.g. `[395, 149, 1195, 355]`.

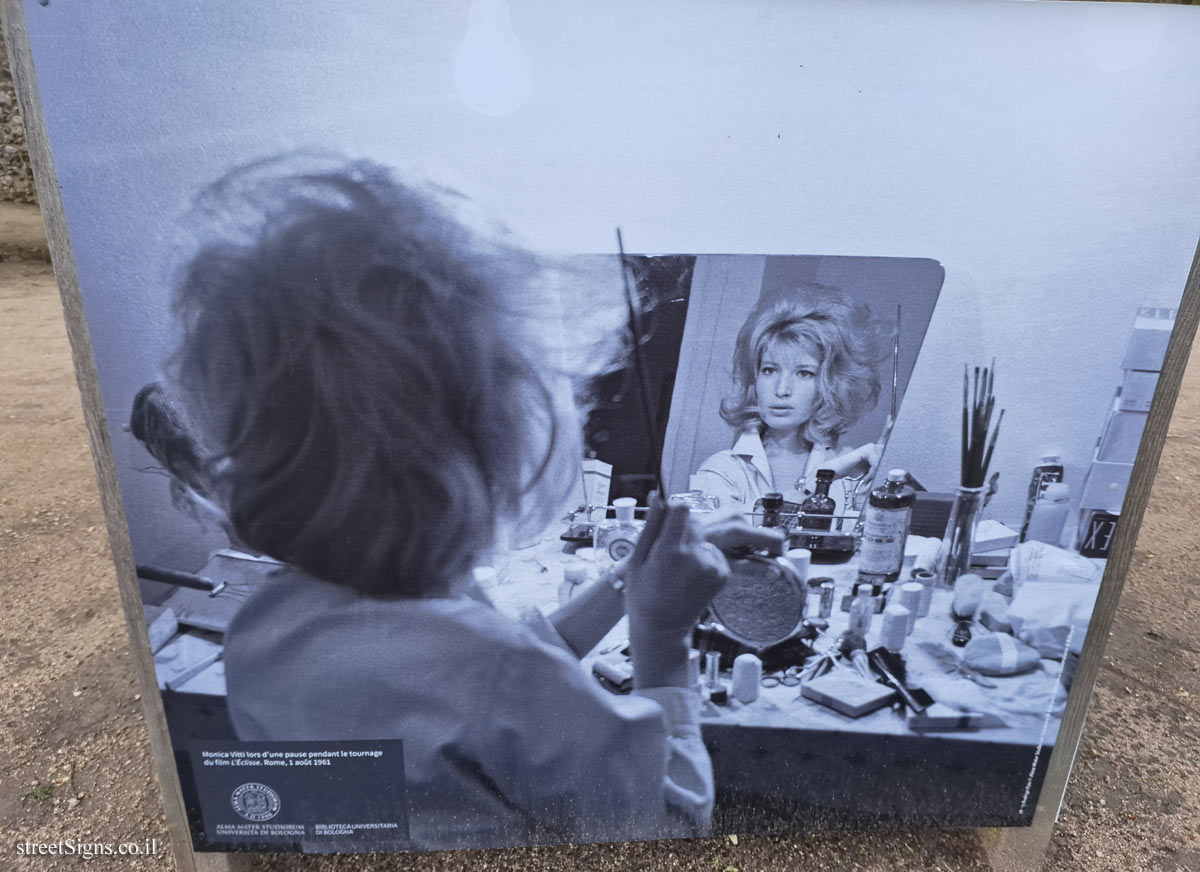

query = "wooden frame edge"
[0, 2, 234, 869]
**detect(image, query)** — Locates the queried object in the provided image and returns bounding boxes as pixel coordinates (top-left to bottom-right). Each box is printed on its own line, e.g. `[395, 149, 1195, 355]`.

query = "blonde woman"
[695, 289, 890, 515]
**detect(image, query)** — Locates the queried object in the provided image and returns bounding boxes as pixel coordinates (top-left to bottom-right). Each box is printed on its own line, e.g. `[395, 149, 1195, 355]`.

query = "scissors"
[760, 665, 805, 688]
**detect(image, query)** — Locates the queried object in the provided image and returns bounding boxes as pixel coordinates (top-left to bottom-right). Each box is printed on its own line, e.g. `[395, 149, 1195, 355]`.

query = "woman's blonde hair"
[167, 154, 622, 596]
[719, 285, 889, 442]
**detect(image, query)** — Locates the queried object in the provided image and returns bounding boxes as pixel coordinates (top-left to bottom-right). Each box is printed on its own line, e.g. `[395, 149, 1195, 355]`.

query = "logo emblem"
[231, 782, 281, 822]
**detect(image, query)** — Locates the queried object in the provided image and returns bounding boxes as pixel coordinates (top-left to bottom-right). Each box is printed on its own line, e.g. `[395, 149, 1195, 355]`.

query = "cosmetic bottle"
[593, 497, 642, 568]
[857, 469, 915, 587]
[847, 583, 875, 642]
[1025, 482, 1070, 546]
[760, 492, 784, 528]
[800, 469, 836, 531]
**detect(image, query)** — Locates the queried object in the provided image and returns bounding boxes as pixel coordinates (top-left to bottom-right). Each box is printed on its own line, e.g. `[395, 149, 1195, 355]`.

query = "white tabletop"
[484, 533, 1069, 748]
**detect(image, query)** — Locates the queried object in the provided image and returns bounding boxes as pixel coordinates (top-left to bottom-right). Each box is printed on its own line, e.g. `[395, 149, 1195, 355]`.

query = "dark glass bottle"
[857, 469, 915, 586]
[800, 469, 837, 532]
[760, 492, 784, 528]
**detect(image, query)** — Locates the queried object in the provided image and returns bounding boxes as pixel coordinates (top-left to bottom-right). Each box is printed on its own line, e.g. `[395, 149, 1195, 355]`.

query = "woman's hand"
[623, 495, 728, 642]
[696, 511, 786, 558]
[621, 496, 728, 688]
[827, 439, 885, 480]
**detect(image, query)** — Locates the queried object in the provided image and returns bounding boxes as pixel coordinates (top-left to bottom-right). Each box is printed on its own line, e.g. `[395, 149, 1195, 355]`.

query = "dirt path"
[1, 206, 168, 870]
[1, 202, 1197, 870]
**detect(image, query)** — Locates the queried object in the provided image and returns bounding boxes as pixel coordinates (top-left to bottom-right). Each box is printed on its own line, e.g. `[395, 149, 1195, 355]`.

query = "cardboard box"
[1079, 461, 1133, 513]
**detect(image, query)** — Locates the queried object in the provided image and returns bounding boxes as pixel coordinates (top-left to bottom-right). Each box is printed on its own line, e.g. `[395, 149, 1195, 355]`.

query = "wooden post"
[1, 2, 224, 868]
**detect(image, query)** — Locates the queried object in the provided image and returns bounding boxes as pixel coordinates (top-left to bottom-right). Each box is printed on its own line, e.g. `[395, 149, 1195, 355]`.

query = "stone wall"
[0, 33, 38, 204]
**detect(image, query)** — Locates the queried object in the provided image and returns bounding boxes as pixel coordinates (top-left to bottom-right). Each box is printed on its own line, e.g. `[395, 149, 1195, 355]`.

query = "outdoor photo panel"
[10, 0, 1200, 859]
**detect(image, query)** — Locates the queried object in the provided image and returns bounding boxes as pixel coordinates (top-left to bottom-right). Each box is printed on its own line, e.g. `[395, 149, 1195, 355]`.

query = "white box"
[1120, 307, 1175, 372]
[972, 519, 1019, 553]
[1118, 369, 1159, 412]
[1079, 461, 1133, 513]
[1097, 409, 1148, 463]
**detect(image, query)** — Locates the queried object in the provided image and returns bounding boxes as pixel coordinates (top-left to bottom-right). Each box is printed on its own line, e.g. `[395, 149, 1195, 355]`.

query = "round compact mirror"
[706, 553, 806, 649]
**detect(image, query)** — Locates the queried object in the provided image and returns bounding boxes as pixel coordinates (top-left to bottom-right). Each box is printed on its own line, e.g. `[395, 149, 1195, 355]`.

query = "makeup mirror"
[707, 553, 806, 649]
[660, 256, 944, 508]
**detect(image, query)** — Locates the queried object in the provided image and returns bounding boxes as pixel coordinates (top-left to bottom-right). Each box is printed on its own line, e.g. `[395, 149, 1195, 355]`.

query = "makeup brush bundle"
[936, 362, 1006, 588]
[960, 362, 1003, 488]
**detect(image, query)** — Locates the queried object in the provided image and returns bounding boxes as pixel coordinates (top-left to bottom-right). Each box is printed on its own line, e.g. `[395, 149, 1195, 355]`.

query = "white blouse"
[693, 429, 852, 515]
[224, 566, 712, 850]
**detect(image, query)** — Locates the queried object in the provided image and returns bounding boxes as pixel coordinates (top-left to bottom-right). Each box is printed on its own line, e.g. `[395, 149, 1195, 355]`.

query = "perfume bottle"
[800, 469, 836, 532]
[593, 497, 643, 568]
[857, 468, 915, 588]
[847, 583, 875, 643]
[799, 468, 837, 551]
[760, 492, 784, 528]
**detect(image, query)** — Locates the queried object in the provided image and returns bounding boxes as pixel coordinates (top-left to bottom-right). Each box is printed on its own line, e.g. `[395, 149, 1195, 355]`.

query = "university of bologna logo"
[231, 782, 281, 822]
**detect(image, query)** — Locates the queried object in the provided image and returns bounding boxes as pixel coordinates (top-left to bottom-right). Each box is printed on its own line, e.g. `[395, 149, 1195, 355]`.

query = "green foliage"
[25, 785, 54, 802]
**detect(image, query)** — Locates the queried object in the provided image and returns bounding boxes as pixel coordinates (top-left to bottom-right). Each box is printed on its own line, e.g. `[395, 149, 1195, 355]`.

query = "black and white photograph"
[11, 0, 1200, 858]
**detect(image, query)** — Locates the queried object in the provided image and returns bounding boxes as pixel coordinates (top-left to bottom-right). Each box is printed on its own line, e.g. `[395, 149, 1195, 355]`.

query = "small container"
[785, 548, 812, 585]
[582, 457, 613, 525]
[896, 582, 923, 634]
[799, 468, 837, 537]
[912, 569, 936, 617]
[761, 492, 784, 528]
[687, 649, 702, 692]
[704, 651, 722, 689]
[1025, 482, 1070, 546]
[731, 653, 762, 704]
[558, 559, 589, 606]
[818, 580, 836, 619]
[951, 621, 972, 647]
[594, 497, 643, 568]
[881, 604, 910, 654]
[847, 584, 875, 641]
